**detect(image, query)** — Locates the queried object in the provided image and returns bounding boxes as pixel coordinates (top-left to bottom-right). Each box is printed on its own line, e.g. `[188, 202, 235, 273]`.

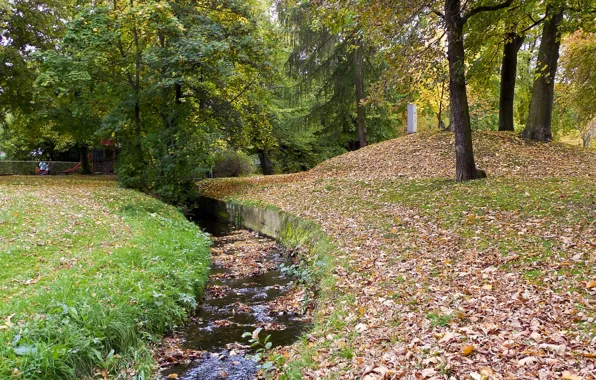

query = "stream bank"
[156, 216, 310, 379]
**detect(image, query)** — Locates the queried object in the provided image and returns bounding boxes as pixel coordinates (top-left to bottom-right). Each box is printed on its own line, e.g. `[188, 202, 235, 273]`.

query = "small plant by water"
[243, 328, 286, 373]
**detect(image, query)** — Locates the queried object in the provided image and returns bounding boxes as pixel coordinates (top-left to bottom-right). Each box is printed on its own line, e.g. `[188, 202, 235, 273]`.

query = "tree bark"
[131, 0, 145, 186]
[523, 5, 564, 141]
[445, 0, 482, 181]
[79, 145, 91, 174]
[258, 149, 274, 175]
[498, 32, 524, 131]
[354, 39, 367, 149]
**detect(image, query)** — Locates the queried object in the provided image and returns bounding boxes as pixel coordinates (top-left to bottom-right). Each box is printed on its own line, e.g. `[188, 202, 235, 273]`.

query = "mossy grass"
[0, 176, 211, 379]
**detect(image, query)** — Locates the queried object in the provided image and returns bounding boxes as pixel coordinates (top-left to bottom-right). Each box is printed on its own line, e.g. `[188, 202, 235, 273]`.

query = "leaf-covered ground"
[200, 132, 596, 379]
[0, 176, 211, 379]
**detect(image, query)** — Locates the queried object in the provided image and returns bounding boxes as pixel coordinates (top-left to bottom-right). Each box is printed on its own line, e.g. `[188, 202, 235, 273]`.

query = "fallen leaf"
[518, 356, 538, 366]
[586, 280, 596, 290]
[539, 343, 566, 355]
[439, 331, 456, 344]
[420, 368, 436, 377]
[462, 345, 475, 356]
[480, 367, 495, 377]
[561, 370, 583, 380]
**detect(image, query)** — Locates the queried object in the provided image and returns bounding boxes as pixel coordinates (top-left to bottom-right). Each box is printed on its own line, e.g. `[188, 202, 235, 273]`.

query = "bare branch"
[462, 0, 514, 24]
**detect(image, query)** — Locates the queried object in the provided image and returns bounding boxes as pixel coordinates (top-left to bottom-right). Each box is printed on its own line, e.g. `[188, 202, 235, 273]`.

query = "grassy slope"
[201, 132, 596, 379]
[0, 176, 210, 379]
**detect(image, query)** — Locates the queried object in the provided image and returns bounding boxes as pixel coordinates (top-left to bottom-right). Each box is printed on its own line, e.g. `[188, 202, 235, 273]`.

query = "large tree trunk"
[498, 32, 524, 131]
[445, 0, 482, 181]
[354, 40, 367, 149]
[79, 145, 91, 174]
[523, 5, 564, 141]
[258, 149, 274, 175]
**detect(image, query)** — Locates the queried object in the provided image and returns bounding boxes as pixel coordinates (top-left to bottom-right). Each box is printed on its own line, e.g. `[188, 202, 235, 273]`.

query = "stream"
[159, 215, 309, 380]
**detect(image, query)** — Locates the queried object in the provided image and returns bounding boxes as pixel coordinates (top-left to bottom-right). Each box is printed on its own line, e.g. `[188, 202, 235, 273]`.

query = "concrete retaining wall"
[197, 196, 287, 239]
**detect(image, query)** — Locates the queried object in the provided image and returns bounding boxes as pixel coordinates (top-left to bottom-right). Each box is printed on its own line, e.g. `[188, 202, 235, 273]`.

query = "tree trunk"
[258, 149, 274, 175]
[498, 32, 524, 131]
[445, 0, 482, 181]
[354, 39, 367, 149]
[79, 145, 91, 174]
[523, 5, 564, 141]
[131, 1, 145, 186]
[438, 78, 446, 129]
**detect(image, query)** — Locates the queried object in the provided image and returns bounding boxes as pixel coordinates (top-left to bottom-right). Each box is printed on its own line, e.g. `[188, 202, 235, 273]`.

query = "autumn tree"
[559, 31, 596, 147]
[32, 0, 277, 205]
[522, 1, 596, 141]
[522, 4, 564, 141]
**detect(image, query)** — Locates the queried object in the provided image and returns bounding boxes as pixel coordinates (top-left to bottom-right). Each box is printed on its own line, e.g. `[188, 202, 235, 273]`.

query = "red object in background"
[62, 162, 81, 174]
[100, 139, 114, 146]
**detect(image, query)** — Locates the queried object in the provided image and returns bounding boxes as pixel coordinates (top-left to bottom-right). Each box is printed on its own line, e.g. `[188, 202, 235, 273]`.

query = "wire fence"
[0, 161, 81, 175]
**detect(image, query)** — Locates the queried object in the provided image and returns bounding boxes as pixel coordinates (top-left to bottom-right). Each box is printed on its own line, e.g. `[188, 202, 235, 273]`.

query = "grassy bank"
[0, 176, 211, 379]
[200, 132, 596, 379]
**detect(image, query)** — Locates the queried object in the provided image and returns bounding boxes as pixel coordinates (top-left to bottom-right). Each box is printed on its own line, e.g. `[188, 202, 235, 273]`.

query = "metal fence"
[0, 161, 81, 175]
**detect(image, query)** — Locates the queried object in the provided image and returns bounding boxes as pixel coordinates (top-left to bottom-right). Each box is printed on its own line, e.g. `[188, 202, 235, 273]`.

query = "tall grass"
[0, 177, 211, 379]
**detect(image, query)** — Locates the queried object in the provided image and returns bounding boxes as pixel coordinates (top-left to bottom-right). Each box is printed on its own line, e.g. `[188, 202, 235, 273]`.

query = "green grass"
[0, 176, 211, 379]
[426, 312, 454, 328]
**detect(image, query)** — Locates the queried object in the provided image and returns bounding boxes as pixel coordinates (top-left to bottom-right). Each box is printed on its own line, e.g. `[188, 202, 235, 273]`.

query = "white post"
[407, 103, 417, 134]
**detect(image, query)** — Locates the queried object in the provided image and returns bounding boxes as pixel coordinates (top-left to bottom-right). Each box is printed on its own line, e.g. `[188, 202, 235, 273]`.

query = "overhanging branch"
[462, 0, 514, 24]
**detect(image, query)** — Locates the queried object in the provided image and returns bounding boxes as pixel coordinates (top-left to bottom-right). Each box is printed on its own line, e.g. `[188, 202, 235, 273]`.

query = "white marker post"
[407, 103, 417, 134]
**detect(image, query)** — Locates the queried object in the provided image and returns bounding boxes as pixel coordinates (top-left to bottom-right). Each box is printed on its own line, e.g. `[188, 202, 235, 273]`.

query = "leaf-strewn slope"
[200, 132, 596, 379]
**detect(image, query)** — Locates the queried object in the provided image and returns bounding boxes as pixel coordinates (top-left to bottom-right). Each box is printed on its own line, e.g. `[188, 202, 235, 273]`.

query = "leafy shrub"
[212, 150, 255, 178]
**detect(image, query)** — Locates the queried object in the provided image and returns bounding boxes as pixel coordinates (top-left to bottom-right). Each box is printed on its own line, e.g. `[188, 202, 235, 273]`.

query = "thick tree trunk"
[523, 5, 564, 141]
[354, 40, 367, 149]
[258, 149, 274, 175]
[498, 33, 524, 131]
[445, 0, 482, 181]
[79, 145, 91, 174]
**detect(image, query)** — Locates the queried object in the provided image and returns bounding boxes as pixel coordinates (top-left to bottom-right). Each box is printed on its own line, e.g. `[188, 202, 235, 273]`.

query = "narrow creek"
[158, 214, 309, 379]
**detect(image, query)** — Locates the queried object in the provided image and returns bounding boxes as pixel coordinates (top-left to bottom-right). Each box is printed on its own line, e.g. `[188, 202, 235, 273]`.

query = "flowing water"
[159, 215, 308, 380]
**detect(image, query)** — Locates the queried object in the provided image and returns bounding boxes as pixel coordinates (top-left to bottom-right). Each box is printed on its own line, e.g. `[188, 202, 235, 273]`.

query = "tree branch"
[462, 0, 514, 24]
[229, 78, 257, 104]
[520, 15, 545, 34]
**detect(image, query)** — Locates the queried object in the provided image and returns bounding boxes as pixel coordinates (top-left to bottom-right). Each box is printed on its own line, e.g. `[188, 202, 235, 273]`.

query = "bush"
[212, 150, 255, 178]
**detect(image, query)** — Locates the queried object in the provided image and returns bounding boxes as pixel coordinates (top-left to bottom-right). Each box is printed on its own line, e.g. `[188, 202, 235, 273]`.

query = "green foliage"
[557, 31, 596, 146]
[273, 0, 401, 165]
[242, 328, 286, 372]
[1, 0, 280, 206]
[0, 177, 211, 379]
[212, 150, 256, 178]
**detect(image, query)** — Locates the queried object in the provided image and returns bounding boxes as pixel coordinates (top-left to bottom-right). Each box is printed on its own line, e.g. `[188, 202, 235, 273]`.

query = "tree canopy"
[1, 0, 595, 203]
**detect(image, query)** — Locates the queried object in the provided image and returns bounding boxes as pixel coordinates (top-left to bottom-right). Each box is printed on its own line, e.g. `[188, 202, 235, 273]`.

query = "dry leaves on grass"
[202, 132, 596, 379]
